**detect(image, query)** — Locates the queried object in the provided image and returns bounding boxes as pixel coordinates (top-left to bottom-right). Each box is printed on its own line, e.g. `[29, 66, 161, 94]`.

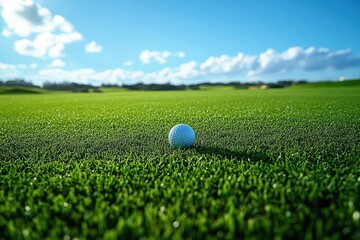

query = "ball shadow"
[192, 145, 270, 162]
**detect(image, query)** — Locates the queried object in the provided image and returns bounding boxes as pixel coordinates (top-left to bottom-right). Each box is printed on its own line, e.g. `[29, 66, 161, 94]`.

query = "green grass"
[99, 87, 131, 93]
[0, 85, 359, 239]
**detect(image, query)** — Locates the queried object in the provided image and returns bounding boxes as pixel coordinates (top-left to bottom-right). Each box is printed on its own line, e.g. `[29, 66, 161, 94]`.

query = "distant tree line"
[0, 78, 39, 88]
[190, 80, 308, 89]
[121, 83, 200, 90]
[1, 78, 311, 92]
[42, 82, 101, 92]
[101, 80, 306, 90]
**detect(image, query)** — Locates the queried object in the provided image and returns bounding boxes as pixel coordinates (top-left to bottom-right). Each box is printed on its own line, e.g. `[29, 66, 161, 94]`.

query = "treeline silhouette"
[199, 80, 304, 89]
[0, 79, 101, 92]
[1, 78, 310, 92]
[42, 82, 101, 92]
[0, 79, 40, 88]
[103, 80, 305, 90]
[120, 83, 200, 90]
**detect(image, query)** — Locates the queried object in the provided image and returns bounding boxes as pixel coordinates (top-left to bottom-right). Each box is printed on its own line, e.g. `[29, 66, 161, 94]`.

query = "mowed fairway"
[1, 84, 359, 239]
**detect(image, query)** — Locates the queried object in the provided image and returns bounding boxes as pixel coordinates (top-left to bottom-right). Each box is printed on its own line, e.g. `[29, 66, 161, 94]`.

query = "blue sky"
[1, 0, 360, 85]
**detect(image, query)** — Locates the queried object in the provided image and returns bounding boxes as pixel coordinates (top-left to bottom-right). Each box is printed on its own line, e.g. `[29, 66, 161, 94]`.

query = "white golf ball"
[168, 124, 196, 148]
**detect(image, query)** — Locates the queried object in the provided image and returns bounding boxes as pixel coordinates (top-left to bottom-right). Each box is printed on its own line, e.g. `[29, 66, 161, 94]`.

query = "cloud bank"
[51, 59, 66, 67]
[85, 41, 102, 53]
[0, 0, 83, 58]
[33, 47, 360, 85]
[0, 62, 37, 78]
[2, 47, 360, 85]
[123, 61, 134, 66]
[140, 50, 186, 64]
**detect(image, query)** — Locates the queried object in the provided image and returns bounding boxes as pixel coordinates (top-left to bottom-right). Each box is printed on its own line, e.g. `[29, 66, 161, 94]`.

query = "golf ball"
[168, 124, 196, 148]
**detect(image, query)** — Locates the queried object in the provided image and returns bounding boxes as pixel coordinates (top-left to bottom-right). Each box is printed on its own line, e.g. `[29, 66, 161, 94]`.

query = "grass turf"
[0, 84, 359, 239]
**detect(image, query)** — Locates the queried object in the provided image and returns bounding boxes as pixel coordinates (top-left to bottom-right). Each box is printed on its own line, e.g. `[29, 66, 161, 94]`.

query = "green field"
[1, 82, 359, 239]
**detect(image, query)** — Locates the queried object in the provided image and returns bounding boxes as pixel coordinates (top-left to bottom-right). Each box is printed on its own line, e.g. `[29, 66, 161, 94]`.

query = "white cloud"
[14, 31, 82, 58]
[33, 47, 360, 85]
[197, 47, 360, 80]
[85, 41, 102, 53]
[0, 62, 37, 82]
[123, 60, 133, 66]
[48, 43, 64, 59]
[51, 59, 66, 67]
[2, 28, 12, 37]
[53, 15, 73, 33]
[0, 62, 38, 72]
[4, 46, 360, 85]
[0, 0, 53, 37]
[38, 68, 145, 85]
[139, 50, 186, 64]
[256, 47, 360, 74]
[0, 0, 83, 59]
[339, 76, 346, 81]
[144, 61, 201, 83]
[15, 38, 46, 58]
[176, 61, 199, 79]
[37, 61, 202, 85]
[177, 51, 186, 58]
[0, 62, 19, 77]
[39, 68, 96, 84]
[0, 62, 41, 79]
[200, 53, 258, 74]
[18, 64, 27, 69]
[30, 63, 37, 69]
[0, 62, 17, 71]
[140, 50, 170, 64]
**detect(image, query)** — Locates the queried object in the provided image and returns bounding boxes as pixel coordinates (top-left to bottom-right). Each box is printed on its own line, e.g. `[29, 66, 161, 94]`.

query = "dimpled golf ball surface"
[168, 124, 195, 148]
